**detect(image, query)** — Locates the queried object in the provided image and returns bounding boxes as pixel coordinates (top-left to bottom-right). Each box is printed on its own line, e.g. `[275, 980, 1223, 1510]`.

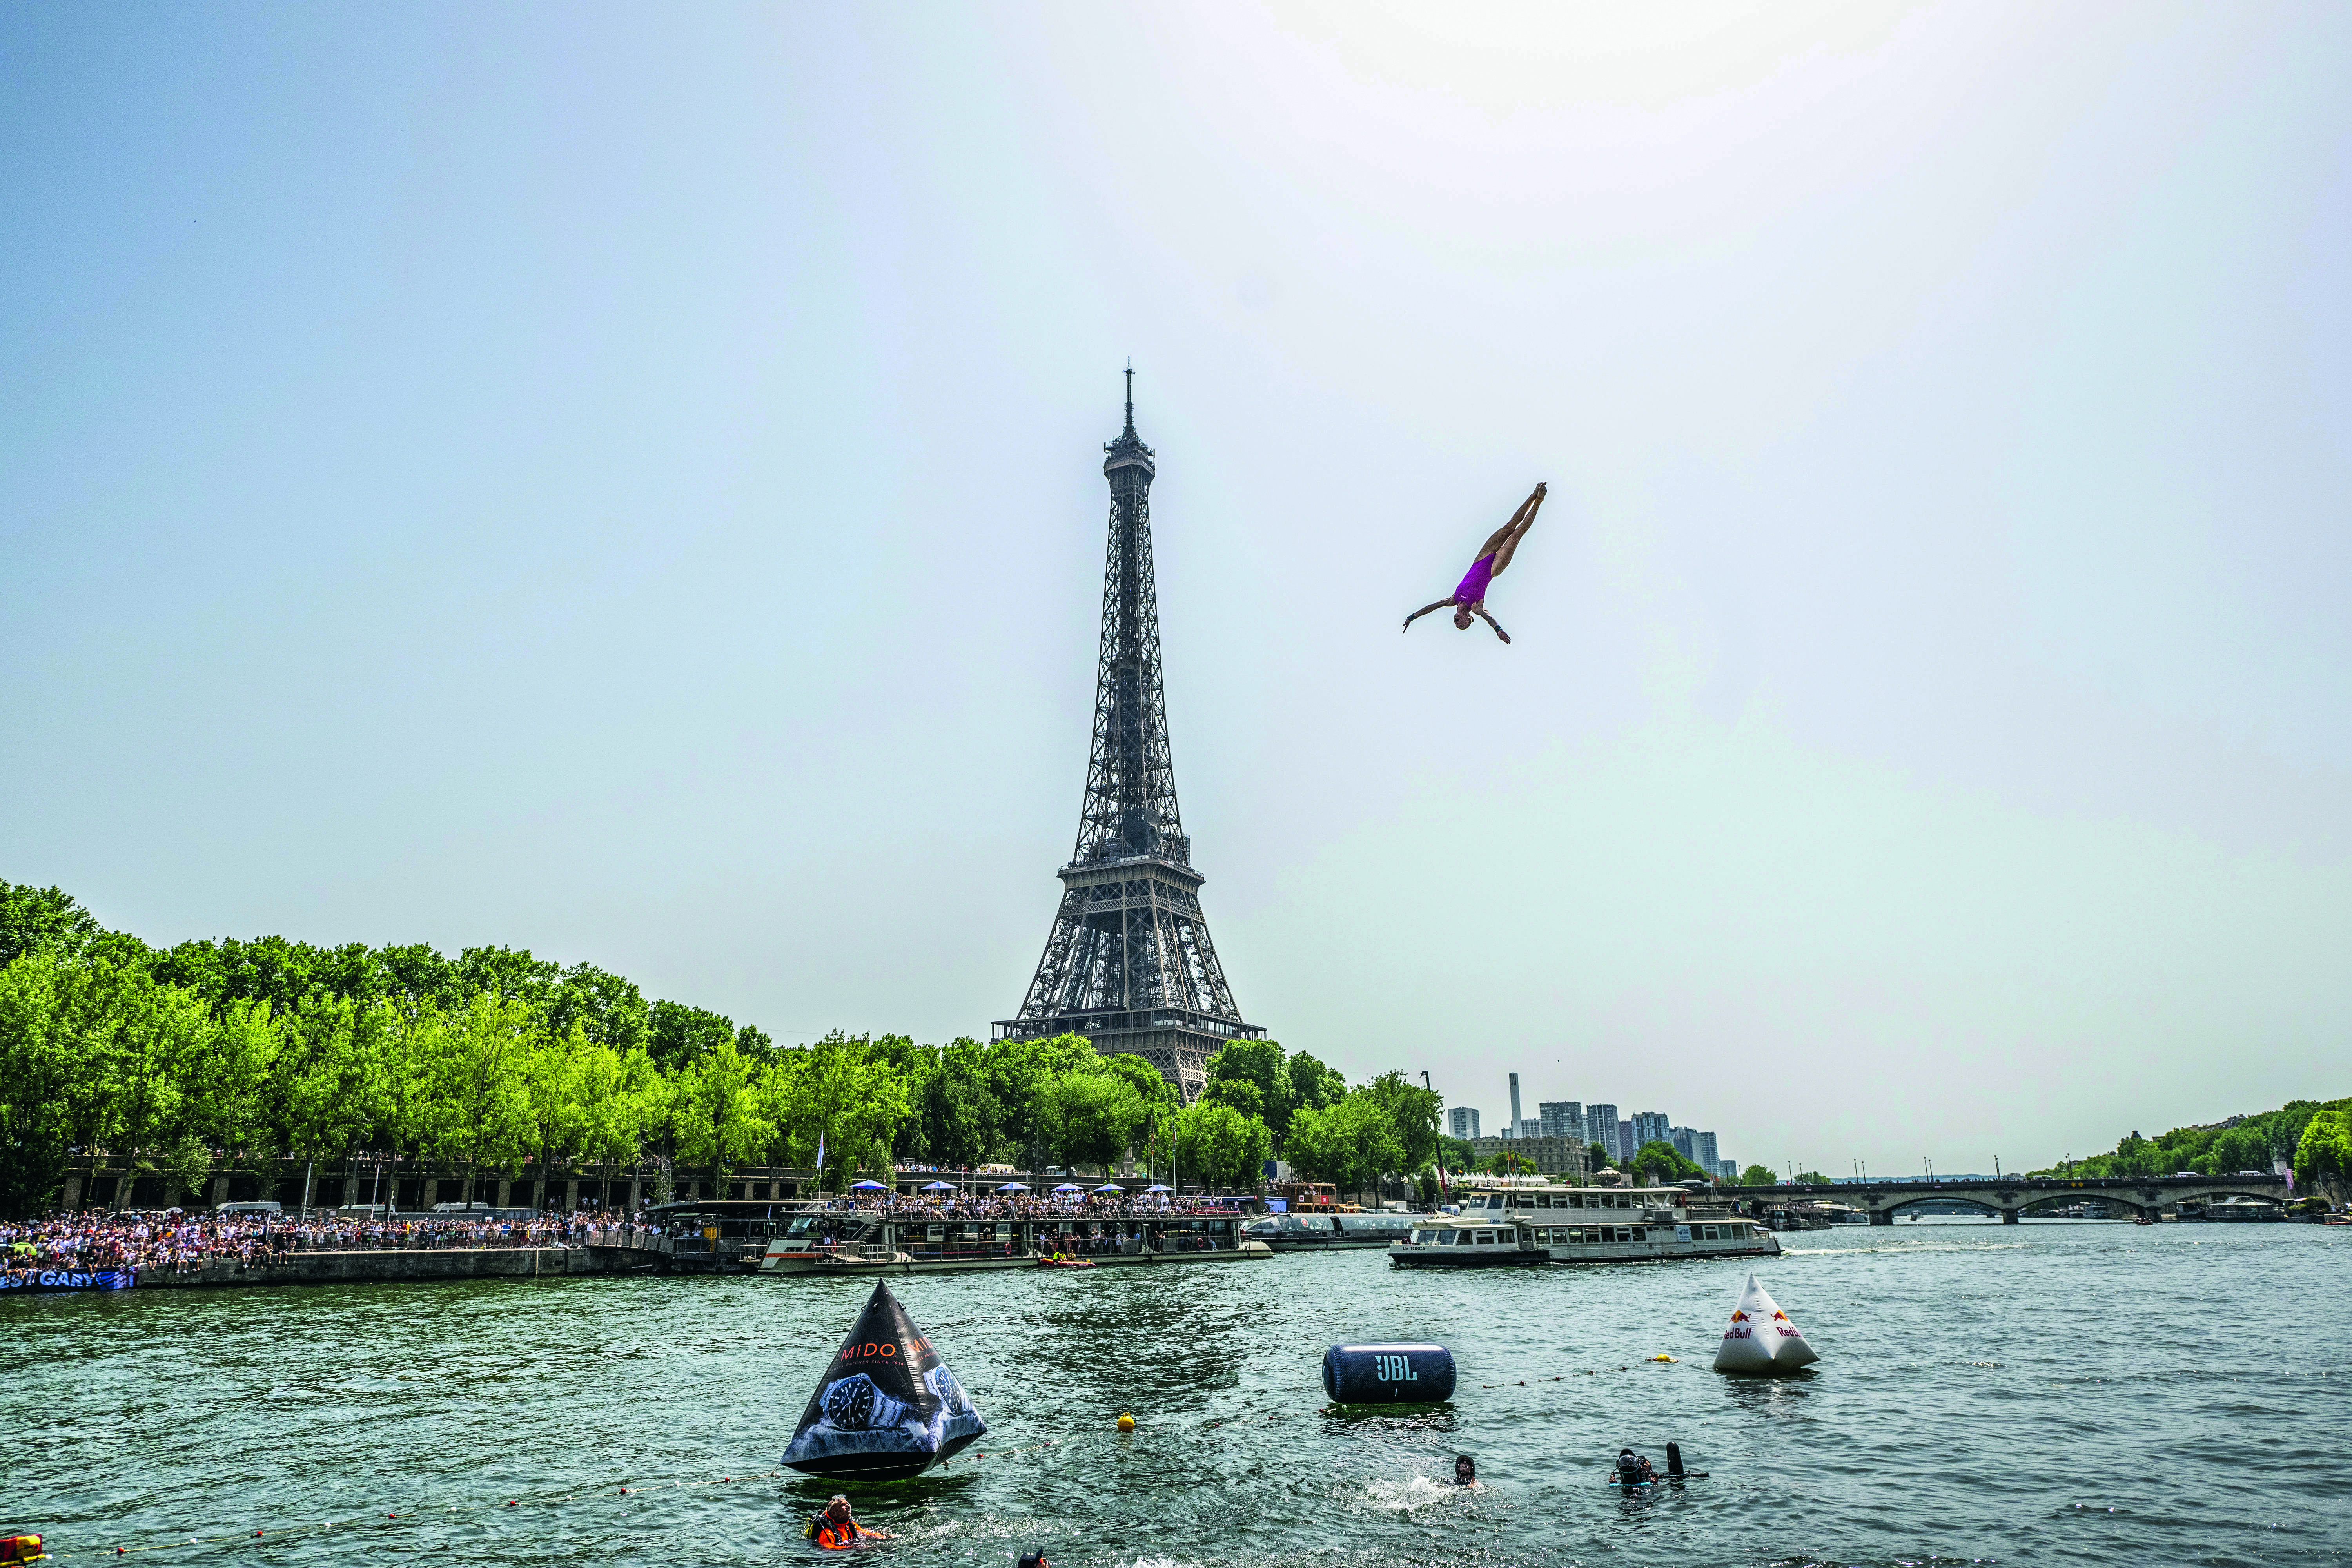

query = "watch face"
[822, 1374, 882, 1429]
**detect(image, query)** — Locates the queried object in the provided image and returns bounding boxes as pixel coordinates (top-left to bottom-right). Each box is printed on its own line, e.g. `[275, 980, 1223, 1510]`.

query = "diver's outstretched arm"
[1474, 607, 1511, 644]
[1402, 598, 1455, 632]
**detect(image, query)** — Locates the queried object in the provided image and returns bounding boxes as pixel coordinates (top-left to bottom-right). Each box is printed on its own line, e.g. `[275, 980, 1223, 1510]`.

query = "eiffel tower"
[995, 367, 1262, 1100]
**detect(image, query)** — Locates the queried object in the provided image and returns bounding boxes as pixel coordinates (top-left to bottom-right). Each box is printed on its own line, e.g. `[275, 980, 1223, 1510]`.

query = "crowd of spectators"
[817, 1189, 1250, 1223]
[2, 1208, 626, 1281]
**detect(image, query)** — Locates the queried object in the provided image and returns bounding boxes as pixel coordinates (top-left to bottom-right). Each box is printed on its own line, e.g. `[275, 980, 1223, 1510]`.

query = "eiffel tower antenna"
[995, 370, 1261, 1101]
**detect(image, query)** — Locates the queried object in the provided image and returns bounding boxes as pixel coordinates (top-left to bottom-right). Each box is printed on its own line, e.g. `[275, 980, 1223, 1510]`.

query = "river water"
[5, 1220, 2346, 1567]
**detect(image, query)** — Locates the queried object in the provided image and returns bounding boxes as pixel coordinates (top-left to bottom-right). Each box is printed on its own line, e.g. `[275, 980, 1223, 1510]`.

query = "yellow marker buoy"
[1651, 1354, 1675, 1362]
[1116, 1412, 1136, 1433]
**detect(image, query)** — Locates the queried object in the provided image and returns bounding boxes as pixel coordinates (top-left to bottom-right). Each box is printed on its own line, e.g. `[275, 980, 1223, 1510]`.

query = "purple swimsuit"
[1454, 552, 1496, 606]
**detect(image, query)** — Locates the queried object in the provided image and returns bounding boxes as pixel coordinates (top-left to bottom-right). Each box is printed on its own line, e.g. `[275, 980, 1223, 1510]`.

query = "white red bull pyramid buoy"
[1713, 1273, 1818, 1375]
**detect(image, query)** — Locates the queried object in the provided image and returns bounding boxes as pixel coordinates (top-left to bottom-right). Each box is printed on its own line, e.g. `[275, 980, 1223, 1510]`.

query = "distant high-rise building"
[1695, 1131, 1720, 1172]
[1617, 1119, 1635, 1160]
[1717, 1157, 1738, 1181]
[1585, 1104, 1620, 1160]
[1508, 1073, 1523, 1138]
[1670, 1126, 1697, 1160]
[1539, 1101, 1583, 1142]
[1519, 1118, 1542, 1140]
[1448, 1107, 1481, 1140]
[1631, 1111, 1671, 1151]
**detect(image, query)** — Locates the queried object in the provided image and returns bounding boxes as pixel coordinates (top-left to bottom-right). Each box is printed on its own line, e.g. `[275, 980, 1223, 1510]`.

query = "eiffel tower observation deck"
[995, 368, 1263, 1101]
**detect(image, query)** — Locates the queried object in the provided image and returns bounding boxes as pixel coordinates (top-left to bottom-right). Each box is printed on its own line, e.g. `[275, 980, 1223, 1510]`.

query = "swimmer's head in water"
[826, 1496, 852, 1522]
[1018, 1554, 1049, 1568]
[1453, 607, 1473, 630]
[1454, 1455, 1475, 1481]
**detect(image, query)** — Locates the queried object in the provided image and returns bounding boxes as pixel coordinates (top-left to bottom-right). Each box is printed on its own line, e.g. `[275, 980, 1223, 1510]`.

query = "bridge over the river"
[1717, 1173, 2288, 1223]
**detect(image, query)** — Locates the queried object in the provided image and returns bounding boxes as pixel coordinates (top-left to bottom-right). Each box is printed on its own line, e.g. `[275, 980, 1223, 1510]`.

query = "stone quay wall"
[129, 1246, 641, 1290]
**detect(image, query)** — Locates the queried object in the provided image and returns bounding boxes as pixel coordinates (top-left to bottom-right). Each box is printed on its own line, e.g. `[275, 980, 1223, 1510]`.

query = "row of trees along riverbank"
[0, 881, 1445, 1219]
[2025, 1097, 2351, 1192]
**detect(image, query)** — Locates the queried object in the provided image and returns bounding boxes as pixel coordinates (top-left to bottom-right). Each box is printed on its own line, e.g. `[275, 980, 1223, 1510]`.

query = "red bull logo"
[1729, 1310, 1750, 1322]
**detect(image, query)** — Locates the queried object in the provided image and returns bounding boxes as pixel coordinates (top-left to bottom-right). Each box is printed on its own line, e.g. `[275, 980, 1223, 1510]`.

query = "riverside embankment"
[125, 1244, 639, 1288]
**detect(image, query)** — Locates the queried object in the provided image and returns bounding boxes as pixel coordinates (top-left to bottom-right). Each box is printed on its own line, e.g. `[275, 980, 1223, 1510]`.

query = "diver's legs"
[1490, 508, 1538, 577]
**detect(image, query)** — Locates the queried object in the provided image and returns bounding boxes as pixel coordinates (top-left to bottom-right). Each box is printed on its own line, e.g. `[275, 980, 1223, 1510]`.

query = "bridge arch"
[2176, 1185, 2289, 1207]
[1877, 1193, 2007, 1220]
[2010, 1190, 2155, 1220]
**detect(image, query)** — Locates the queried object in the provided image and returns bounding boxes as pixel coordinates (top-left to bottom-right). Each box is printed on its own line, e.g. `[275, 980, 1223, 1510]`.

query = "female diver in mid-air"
[1402, 481, 1546, 643]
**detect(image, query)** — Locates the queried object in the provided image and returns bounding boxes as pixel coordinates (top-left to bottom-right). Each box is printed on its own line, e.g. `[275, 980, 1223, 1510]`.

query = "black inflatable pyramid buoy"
[782, 1280, 987, 1481]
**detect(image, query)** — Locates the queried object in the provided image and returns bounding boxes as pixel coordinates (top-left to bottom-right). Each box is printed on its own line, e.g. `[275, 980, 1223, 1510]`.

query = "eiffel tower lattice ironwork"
[995, 367, 1262, 1100]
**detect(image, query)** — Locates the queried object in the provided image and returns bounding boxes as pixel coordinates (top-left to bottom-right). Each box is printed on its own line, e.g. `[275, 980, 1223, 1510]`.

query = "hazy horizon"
[5, 3, 2347, 1175]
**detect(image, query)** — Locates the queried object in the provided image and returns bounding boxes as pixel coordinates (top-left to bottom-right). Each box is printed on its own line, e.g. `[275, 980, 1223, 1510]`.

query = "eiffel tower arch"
[994, 369, 1263, 1101]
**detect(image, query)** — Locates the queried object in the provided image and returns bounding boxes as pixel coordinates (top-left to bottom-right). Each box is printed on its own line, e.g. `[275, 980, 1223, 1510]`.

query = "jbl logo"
[1375, 1354, 1418, 1382]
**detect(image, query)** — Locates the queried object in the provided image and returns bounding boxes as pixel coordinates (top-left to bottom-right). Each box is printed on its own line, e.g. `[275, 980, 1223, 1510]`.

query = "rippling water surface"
[6, 1220, 2346, 1566]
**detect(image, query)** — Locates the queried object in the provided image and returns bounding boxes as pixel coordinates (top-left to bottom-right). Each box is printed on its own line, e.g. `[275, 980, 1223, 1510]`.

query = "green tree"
[2295, 1104, 2352, 1187]
[981, 1033, 1098, 1169]
[522, 1024, 593, 1179]
[0, 951, 81, 1214]
[1200, 1075, 1264, 1119]
[0, 880, 103, 967]
[281, 996, 392, 1202]
[1204, 1039, 1291, 1140]
[1169, 1101, 1271, 1191]
[378, 942, 461, 1026]
[648, 1000, 737, 1074]
[545, 963, 652, 1055]
[768, 1033, 913, 1190]
[1036, 1067, 1148, 1173]
[906, 1040, 1002, 1169]
[1357, 1071, 1442, 1177]
[1631, 1138, 1707, 1186]
[1739, 1163, 1778, 1187]
[1286, 1094, 1404, 1199]
[575, 1041, 662, 1178]
[454, 946, 561, 1011]
[676, 1033, 773, 1189]
[422, 992, 538, 1205]
[199, 997, 283, 1167]
[1283, 1049, 1347, 1123]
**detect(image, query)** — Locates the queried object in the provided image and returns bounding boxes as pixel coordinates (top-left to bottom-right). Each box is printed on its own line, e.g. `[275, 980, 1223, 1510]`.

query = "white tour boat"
[1388, 1180, 1780, 1269]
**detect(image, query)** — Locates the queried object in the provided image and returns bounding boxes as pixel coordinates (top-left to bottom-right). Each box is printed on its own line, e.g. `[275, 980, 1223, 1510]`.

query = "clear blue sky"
[5, 3, 2347, 1173]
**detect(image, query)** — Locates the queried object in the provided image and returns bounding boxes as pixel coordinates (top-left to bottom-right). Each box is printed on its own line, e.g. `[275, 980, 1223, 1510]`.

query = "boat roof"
[1454, 1183, 1693, 1197]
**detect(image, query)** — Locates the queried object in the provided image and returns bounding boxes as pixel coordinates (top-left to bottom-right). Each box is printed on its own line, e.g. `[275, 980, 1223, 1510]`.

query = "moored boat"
[762, 1209, 1251, 1276]
[1388, 1182, 1778, 1269]
[1240, 1210, 1417, 1250]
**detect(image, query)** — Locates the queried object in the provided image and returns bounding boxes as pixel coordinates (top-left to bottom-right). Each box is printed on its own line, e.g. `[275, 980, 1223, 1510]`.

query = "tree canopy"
[2027, 1100, 2330, 1180]
[0, 878, 1470, 1216]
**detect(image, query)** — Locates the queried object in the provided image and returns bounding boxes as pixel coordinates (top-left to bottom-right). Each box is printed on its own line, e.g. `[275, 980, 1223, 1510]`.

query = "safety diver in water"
[806, 1495, 887, 1549]
[1615, 1449, 1657, 1486]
